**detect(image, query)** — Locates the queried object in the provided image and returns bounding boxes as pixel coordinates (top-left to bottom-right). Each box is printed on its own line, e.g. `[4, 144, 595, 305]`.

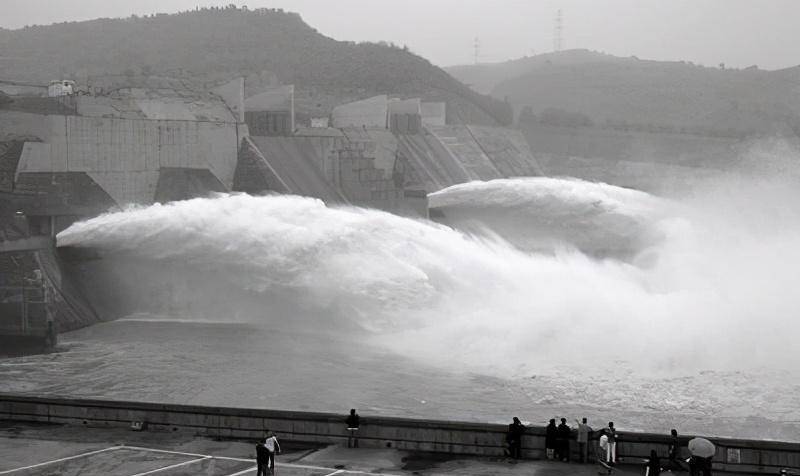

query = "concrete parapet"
[0, 394, 797, 474]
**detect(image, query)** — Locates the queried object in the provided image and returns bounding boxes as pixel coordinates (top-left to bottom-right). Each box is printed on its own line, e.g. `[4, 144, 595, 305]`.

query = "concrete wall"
[331, 95, 388, 129]
[387, 99, 422, 135]
[426, 125, 502, 181]
[245, 85, 295, 134]
[421, 102, 446, 126]
[11, 113, 239, 206]
[0, 110, 63, 141]
[466, 125, 544, 177]
[245, 111, 293, 136]
[341, 127, 400, 172]
[248, 136, 345, 203]
[249, 135, 428, 217]
[396, 132, 470, 192]
[212, 78, 245, 123]
[0, 140, 25, 192]
[389, 113, 422, 135]
[0, 246, 100, 337]
[233, 136, 291, 195]
[388, 98, 421, 116]
[0, 82, 47, 97]
[245, 86, 294, 112]
[1, 394, 797, 474]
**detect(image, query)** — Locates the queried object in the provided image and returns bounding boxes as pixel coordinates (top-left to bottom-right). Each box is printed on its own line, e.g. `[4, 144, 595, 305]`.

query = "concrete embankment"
[1, 394, 797, 474]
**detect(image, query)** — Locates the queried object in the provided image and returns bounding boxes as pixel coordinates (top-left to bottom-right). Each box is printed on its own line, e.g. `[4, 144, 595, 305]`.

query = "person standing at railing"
[575, 417, 593, 463]
[505, 417, 526, 459]
[557, 418, 571, 462]
[664, 428, 687, 471]
[545, 419, 558, 460]
[645, 449, 662, 476]
[346, 409, 360, 448]
[604, 422, 618, 464]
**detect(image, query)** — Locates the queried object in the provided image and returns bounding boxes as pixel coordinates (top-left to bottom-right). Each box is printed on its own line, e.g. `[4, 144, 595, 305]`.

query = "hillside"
[447, 49, 800, 134]
[446, 49, 627, 95]
[0, 6, 512, 126]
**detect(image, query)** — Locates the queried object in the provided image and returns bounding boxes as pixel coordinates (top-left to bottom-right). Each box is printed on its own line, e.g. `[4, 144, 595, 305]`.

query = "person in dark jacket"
[557, 418, 571, 462]
[646, 449, 662, 476]
[505, 417, 526, 459]
[665, 429, 687, 471]
[689, 455, 713, 476]
[604, 422, 618, 464]
[545, 419, 558, 460]
[346, 409, 360, 448]
[255, 441, 270, 476]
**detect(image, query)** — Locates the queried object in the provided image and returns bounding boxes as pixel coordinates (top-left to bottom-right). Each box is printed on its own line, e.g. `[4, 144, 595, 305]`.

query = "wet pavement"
[0, 421, 648, 476]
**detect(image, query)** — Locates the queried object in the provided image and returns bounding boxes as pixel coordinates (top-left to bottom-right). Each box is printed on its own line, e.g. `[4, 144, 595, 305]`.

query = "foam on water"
[57, 168, 800, 379]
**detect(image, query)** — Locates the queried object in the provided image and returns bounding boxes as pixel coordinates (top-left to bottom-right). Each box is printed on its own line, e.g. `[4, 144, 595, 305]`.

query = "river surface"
[1, 316, 798, 442]
[3, 175, 800, 442]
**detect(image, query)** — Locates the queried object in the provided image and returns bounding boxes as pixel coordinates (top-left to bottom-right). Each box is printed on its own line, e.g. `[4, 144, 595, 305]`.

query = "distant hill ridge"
[446, 49, 800, 134]
[0, 6, 512, 126]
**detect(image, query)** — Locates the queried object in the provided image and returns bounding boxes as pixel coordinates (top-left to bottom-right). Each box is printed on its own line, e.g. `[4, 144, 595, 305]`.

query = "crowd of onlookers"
[506, 417, 713, 476]
[254, 410, 724, 476]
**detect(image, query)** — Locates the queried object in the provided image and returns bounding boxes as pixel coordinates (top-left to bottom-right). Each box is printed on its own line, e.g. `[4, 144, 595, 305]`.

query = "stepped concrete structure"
[247, 136, 346, 204]
[246, 134, 427, 216]
[314, 95, 544, 194]
[396, 131, 471, 192]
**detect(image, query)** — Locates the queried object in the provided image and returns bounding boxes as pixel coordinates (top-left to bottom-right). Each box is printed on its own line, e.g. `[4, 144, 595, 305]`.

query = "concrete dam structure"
[1, 78, 544, 345]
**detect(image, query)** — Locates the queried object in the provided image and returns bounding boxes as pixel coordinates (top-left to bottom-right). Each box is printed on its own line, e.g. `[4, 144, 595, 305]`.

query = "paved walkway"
[0, 421, 645, 476]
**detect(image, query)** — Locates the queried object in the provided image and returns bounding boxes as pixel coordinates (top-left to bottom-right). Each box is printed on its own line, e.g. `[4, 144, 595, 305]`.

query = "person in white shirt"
[575, 417, 593, 463]
[264, 431, 281, 473]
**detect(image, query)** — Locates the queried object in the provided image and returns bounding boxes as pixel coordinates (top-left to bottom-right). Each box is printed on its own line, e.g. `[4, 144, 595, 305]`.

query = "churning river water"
[2, 174, 799, 441]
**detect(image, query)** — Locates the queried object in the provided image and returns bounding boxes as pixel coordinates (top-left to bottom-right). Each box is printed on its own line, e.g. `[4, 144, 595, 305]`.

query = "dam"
[0, 76, 541, 333]
[2, 76, 800, 474]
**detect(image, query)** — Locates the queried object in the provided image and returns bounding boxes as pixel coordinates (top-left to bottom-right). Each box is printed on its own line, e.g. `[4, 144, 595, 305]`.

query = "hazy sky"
[2, 0, 799, 70]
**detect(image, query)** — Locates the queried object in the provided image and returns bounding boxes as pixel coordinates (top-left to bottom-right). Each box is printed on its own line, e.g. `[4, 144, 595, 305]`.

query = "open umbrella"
[688, 437, 716, 458]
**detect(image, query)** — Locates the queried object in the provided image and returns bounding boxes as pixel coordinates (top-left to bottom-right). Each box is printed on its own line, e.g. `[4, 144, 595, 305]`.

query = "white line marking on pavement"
[324, 470, 345, 476]
[127, 457, 209, 476]
[121, 445, 252, 462]
[221, 466, 258, 476]
[121, 445, 403, 476]
[0, 446, 119, 474]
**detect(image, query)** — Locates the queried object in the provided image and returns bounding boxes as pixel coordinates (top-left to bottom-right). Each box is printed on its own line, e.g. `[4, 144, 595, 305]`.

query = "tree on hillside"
[0, 9, 511, 126]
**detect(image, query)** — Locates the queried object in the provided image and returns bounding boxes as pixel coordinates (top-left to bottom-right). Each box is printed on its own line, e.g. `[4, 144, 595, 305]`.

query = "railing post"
[21, 286, 28, 334]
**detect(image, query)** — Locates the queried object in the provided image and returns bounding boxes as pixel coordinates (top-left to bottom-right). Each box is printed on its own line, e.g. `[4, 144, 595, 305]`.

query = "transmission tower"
[473, 36, 480, 64]
[553, 9, 564, 52]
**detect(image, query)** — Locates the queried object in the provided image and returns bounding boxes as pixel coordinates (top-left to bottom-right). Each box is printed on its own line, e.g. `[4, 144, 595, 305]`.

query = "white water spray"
[58, 174, 800, 378]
